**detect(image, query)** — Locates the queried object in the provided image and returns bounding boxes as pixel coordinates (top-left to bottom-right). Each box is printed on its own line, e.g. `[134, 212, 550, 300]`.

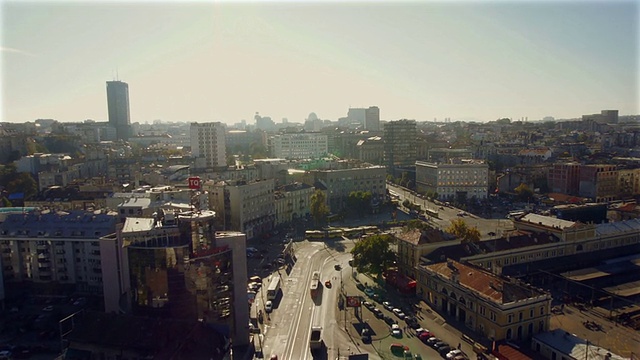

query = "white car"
[265, 300, 273, 312]
[446, 349, 463, 360]
[383, 301, 394, 310]
[392, 308, 406, 319]
[248, 282, 260, 291]
[391, 323, 402, 337]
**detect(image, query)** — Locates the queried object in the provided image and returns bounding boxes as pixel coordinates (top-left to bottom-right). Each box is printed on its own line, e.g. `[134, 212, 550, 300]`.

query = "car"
[446, 349, 463, 360]
[414, 355, 423, 360]
[248, 282, 260, 291]
[418, 332, 432, 342]
[487, 231, 496, 236]
[364, 288, 375, 297]
[438, 345, 453, 357]
[249, 275, 262, 283]
[348, 259, 354, 266]
[392, 308, 406, 319]
[382, 301, 394, 310]
[371, 293, 381, 302]
[390, 343, 409, 355]
[334, 264, 341, 270]
[384, 315, 396, 325]
[372, 308, 385, 318]
[453, 355, 467, 360]
[426, 337, 440, 346]
[431, 341, 446, 349]
[416, 328, 428, 335]
[276, 258, 286, 265]
[356, 283, 365, 291]
[265, 300, 273, 313]
[42, 305, 54, 312]
[324, 280, 332, 288]
[391, 324, 402, 337]
[363, 301, 374, 310]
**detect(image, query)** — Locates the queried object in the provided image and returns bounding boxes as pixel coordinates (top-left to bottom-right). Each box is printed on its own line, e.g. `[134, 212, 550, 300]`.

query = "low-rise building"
[415, 160, 489, 201]
[310, 165, 386, 213]
[532, 329, 627, 360]
[395, 228, 449, 279]
[417, 260, 551, 341]
[271, 132, 328, 159]
[274, 182, 313, 226]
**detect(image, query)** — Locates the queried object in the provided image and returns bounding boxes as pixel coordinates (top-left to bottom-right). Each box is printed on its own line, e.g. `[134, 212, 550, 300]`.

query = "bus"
[266, 276, 281, 300]
[424, 208, 439, 218]
[310, 271, 320, 297]
[305, 230, 325, 240]
[327, 229, 344, 239]
[507, 210, 526, 219]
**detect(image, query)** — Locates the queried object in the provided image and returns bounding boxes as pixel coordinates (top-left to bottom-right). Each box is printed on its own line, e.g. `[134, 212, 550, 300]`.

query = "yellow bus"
[305, 230, 325, 240]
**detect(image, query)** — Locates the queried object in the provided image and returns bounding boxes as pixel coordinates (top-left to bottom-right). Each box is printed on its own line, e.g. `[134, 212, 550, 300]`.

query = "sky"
[1, 0, 638, 125]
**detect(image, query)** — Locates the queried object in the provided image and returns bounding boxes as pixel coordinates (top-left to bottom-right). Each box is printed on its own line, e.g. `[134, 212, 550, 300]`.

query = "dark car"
[373, 309, 385, 318]
[384, 316, 396, 325]
[432, 341, 447, 349]
[438, 345, 453, 357]
[426, 337, 441, 347]
[356, 283, 366, 291]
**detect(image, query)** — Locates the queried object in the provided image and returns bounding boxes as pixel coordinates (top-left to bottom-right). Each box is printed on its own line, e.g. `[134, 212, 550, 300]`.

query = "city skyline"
[1, 1, 638, 124]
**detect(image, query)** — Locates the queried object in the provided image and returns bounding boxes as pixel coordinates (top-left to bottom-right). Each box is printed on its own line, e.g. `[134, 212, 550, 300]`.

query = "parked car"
[391, 324, 402, 337]
[265, 301, 273, 313]
[384, 315, 396, 325]
[438, 345, 453, 357]
[392, 308, 406, 319]
[363, 301, 375, 310]
[364, 288, 375, 297]
[383, 301, 394, 310]
[446, 349, 463, 360]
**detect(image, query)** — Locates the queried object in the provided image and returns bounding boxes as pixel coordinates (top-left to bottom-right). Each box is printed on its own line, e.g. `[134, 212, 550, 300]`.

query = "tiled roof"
[395, 228, 446, 245]
[424, 260, 547, 304]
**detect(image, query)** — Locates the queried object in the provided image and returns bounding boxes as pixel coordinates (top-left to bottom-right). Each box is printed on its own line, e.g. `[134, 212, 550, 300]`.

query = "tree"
[347, 191, 372, 217]
[310, 189, 329, 228]
[404, 219, 430, 232]
[446, 218, 481, 244]
[515, 183, 534, 201]
[350, 234, 396, 278]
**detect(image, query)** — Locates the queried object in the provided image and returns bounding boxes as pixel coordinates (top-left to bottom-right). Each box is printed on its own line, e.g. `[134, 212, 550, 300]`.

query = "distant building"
[356, 136, 384, 165]
[578, 164, 618, 202]
[274, 182, 313, 226]
[347, 106, 380, 131]
[415, 160, 489, 201]
[548, 163, 581, 195]
[552, 203, 608, 224]
[206, 179, 275, 239]
[271, 132, 328, 160]
[582, 109, 618, 124]
[310, 165, 386, 213]
[384, 120, 417, 170]
[191, 122, 227, 169]
[106, 80, 132, 140]
[417, 259, 551, 341]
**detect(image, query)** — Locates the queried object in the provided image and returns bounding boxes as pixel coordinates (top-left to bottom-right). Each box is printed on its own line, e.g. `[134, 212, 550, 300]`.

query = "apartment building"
[618, 168, 640, 198]
[311, 165, 386, 212]
[191, 122, 227, 169]
[415, 160, 489, 201]
[0, 210, 118, 296]
[547, 163, 581, 195]
[384, 120, 417, 168]
[271, 132, 328, 159]
[274, 182, 313, 226]
[207, 179, 275, 239]
[356, 136, 384, 165]
[579, 164, 618, 202]
[395, 228, 448, 279]
[417, 260, 551, 341]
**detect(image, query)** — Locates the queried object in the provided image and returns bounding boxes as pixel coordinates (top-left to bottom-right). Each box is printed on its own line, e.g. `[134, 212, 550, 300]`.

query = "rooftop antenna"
[116, 67, 119, 81]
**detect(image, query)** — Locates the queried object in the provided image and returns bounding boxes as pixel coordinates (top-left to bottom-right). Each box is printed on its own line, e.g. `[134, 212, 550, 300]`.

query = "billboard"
[188, 177, 201, 190]
[346, 296, 361, 308]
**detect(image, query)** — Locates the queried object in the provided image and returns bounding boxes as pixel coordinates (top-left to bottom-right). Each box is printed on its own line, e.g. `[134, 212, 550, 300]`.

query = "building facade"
[415, 160, 489, 201]
[417, 260, 551, 341]
[207, 179, 275, 239]
[547, 162, 581, 195]
[0, 210, 118, 296]
[274, 182, 313, 226]
[191, 122, 227, 169]
[384, 120, 417, 169]
[311, 165, 386, 213]
[271, 132, 328, 160]
[578, 164, 618, 202]
[106, 80, 131, 140]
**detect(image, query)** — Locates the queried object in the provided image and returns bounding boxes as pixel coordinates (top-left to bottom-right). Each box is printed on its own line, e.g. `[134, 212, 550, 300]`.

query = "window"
[530, 309, 534, 318]
[519, 312, 523, 321]
[540, 306, 545, 315]
[508, 314, 514, 323]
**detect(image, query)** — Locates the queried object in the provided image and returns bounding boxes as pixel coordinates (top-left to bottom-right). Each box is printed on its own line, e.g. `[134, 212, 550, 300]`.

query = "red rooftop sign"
[188, 177, 201, 190]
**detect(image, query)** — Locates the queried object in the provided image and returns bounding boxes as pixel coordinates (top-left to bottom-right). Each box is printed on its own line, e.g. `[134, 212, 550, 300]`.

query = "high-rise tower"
[106, 80, 131, 140]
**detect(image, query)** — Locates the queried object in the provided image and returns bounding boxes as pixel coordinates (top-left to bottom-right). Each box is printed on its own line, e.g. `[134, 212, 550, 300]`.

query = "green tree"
[515, 183, 534, 201]
[347, 191, 372, 217]
[350, 234, 396, 278]
[310, 189, 329, 228]
[0, 165, 37, 200]
[446, 218, 481, 244]
[404, 219, 430, 231]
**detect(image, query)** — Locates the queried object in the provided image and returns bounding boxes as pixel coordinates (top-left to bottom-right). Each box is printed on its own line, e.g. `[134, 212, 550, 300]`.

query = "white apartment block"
[272, 133, 328, 160]
[274, 182, 314, 226]
[0, 210, 118, 295]
[190, 122, 227, 168]
[416, 160, 489, 200]
[207, 179, 275, 239]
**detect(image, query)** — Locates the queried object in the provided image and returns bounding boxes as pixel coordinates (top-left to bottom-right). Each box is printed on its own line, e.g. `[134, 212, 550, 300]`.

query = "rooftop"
[395, 228, 446, 245]
[518, 213, 577, 229]
[0, 210, 117, 238]
[533, 329, 626, 360]
[422, 260, 548, 304]
[595, 218, 640, 236]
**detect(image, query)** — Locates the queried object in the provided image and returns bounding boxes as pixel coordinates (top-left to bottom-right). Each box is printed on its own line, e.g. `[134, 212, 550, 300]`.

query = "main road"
[256, 240, 357, 360]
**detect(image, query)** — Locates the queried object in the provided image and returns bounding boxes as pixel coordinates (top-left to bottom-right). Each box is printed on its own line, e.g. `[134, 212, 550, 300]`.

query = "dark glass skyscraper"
[106, 80, 131, 140]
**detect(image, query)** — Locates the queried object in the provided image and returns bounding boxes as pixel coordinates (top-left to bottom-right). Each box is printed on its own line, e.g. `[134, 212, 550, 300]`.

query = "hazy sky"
[1, 1, 638, 124]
